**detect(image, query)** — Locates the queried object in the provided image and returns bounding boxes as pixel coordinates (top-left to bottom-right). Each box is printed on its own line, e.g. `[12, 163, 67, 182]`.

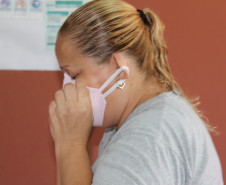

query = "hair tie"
[137, 9, 149, 25]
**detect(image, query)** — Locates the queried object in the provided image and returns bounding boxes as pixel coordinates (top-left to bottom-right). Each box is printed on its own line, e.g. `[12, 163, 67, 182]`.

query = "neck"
[116, 77, 167, 131]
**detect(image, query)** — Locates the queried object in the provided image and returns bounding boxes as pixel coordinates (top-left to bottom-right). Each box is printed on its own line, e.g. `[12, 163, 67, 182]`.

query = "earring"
[117, 82, 126, 89]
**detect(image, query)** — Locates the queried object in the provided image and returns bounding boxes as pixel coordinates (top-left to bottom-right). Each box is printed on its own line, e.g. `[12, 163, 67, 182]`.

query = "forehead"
[55, 37, 101, 72]
[56, 38, 89, 73]
[55, 38, 80, 66]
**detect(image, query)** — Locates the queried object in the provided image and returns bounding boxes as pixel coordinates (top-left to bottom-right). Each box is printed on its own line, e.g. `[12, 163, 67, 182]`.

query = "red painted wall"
[0, 0, 225, 184]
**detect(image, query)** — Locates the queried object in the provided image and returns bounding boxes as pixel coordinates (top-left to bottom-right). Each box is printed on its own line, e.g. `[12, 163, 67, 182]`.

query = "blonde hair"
[57, 0, 217, 133]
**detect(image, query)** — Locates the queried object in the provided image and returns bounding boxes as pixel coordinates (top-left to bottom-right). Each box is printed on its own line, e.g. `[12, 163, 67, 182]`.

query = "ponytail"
[141, 8, 174, 91]
[140, 8, 217, 133]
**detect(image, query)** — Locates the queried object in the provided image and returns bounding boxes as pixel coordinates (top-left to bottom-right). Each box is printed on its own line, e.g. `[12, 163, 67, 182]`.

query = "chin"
[102, 120, 117, 128]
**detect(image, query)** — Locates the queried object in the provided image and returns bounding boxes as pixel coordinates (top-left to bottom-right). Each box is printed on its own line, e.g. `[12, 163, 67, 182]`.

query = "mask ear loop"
[99, 66, 129, 93]
[102, 79, 126, 97]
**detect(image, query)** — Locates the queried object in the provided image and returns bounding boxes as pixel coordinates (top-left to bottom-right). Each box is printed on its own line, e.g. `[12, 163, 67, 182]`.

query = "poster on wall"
[0, 0, 91, 70]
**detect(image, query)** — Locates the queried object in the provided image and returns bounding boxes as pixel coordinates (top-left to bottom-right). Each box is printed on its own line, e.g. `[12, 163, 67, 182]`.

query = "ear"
[111, 52, 130, 79]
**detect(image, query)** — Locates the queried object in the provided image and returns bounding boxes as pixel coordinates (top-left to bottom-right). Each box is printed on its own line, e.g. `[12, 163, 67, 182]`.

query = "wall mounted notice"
[0, 0, 90, 70]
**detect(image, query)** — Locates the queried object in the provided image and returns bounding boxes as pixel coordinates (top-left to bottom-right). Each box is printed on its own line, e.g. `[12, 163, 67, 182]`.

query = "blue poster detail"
[31, 0, 40, 9]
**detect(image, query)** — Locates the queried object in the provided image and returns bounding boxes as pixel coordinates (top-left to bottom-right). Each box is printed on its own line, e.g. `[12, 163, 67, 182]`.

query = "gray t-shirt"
[91, 90, 224, 185]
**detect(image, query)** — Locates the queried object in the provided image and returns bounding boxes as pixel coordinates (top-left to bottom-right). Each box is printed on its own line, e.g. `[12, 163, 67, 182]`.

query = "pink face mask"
[62, 66, 129, 127]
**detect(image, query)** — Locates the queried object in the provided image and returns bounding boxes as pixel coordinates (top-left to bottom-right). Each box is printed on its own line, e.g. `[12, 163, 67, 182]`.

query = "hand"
[48, 81, 93, 148]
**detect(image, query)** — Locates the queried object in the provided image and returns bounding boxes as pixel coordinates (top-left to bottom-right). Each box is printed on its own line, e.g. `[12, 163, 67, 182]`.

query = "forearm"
[55, 144, 93, 185]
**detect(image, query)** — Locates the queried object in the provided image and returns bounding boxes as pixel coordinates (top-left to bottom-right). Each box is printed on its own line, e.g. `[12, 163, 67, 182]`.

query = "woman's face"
[55, 37, 130, 128]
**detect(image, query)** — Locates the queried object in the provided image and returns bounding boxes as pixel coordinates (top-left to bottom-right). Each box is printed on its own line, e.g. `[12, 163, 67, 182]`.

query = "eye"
[71, 75, 78, 80]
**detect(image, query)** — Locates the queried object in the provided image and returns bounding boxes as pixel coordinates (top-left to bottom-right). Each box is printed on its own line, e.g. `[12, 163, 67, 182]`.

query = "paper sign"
[0, 0, 90, 70]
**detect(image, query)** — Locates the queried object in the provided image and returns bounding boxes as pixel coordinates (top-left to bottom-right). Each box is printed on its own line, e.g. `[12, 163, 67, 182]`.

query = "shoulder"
[119, 90, 207, 142]
[117, 91, 212, 167]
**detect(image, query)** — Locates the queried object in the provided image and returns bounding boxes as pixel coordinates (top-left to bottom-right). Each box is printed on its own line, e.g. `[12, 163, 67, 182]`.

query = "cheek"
[82, 64, 111, 88]
[84, 71, 102, 87]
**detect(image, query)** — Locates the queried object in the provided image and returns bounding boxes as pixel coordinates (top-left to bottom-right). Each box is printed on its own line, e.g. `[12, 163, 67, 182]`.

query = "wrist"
[55, 142, 87, 159]
[54, 142, 92, 185]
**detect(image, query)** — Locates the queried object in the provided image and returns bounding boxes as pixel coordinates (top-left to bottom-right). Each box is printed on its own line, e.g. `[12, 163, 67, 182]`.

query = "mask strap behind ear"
[99, 66, 129, 92]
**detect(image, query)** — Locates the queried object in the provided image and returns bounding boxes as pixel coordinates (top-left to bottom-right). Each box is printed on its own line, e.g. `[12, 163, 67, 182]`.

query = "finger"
[49, 100, 56, 117]
[76, 81, 90, 102]
[55, 89, 66, 106]
[63, 83, 77, 102]
[49, 100, 56, 125]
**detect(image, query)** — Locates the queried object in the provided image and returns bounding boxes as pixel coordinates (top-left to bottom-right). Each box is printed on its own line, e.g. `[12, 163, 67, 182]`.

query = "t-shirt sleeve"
[91, 130, 186, 185]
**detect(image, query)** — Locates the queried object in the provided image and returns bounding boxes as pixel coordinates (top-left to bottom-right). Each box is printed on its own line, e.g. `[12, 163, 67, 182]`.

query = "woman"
[48, 0, 224, 184]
